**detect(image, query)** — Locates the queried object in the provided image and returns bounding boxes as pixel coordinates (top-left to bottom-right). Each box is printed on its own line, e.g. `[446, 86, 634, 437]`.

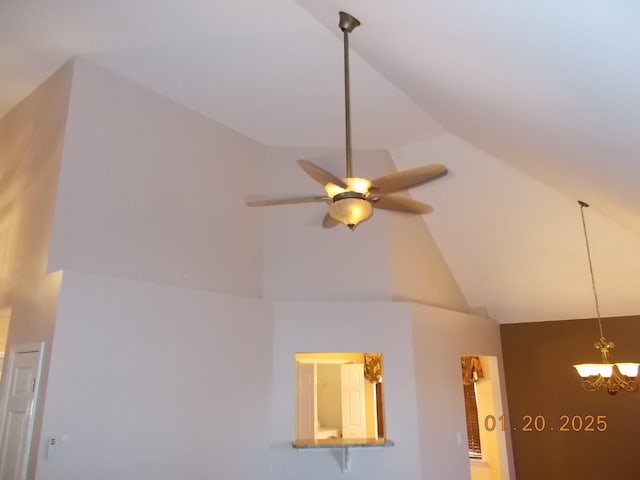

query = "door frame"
[0, 342, 46, 479]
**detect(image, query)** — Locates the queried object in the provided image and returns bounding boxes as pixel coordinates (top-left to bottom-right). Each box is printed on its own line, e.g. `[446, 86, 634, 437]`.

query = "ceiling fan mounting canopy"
[339, 11, 361, 34]
[246, 11, 448, 230]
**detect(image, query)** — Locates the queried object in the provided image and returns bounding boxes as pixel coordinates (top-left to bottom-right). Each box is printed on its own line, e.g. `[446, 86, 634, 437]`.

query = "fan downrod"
[244, 10, 446, 231]
[339, 11, 361, 179]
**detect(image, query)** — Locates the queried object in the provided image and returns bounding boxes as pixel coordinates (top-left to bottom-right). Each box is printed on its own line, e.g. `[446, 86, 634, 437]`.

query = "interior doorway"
[0, 342, 45, 480]
[461, 355, 511, 480]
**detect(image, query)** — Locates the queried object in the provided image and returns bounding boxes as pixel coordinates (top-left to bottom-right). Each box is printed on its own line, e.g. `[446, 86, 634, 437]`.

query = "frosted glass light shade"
[329, 197, 373, 227]
[325, 177, 372, 198]
[598, 364, 613, 378]
[574, 364, 602, 378]
[574, 363, 613, 378]
[616, 363, 640, 377]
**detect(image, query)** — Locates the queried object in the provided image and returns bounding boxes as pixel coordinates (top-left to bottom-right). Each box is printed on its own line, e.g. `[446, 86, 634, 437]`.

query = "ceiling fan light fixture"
[325, 177, 372, 198]
[346, 177, 372, 194]
[329, 194, 373, 229]
[325, 182, 345, 198]
[244, 11, 447, 228]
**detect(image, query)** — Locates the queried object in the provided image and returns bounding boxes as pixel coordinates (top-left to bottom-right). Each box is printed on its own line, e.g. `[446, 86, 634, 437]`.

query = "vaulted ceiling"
[2, 0, 639, 323]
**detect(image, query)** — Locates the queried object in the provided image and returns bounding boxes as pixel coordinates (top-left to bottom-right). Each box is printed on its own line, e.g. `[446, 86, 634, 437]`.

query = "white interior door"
[295, 362, 317, 440]
[0, 343, 44, 480]
[340, 364, 366, 439]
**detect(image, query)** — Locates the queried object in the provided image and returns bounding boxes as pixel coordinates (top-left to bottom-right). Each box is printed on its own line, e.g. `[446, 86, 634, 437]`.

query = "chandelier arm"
[579, 201, 605, 340]
[613, 367, 639, 392]
[581, 376, 605, 392]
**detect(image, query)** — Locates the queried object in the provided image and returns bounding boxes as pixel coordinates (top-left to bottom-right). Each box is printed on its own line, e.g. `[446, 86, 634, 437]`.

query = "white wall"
[271, 301, 421, 480]
[411, 304, 514, 480]
[38, 285, 509, 480]
[388, 209, 468, 311]
[0, 60, 72, 479]
[36, 270, 273, 480]
[8, 57, 505, 480]
[49, 59, 266, 298]
[391, 135, 640, 323]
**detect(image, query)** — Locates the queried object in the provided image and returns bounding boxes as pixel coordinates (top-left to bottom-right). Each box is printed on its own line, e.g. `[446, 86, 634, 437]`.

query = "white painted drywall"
[271, 301, 421, 479]
[392, 134, 640, 323]
[411, 304, 515, 480]
[48, 59, 266, 298]
[387, 205, 468, 312]
[0, 61, 72, 479]
[36, 270, 273, 480]
[16, 58, 504, 480]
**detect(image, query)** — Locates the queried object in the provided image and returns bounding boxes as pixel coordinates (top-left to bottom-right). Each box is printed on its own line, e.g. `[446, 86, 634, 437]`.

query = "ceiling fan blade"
[297, 159, 347, 188]
[322, 212, 340, 229]
[371, 164, 447, 194]
[372, 195, 434, 214]
[246, 196, 329, 207]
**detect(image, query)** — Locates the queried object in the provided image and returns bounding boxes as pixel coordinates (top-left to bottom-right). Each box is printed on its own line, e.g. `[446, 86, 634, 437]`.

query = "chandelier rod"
[578, 200, 605, 340]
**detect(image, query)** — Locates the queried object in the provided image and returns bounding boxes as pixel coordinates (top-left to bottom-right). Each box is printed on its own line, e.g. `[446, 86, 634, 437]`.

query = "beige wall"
[295, 352, 364, 363]
[316, 364, 342, 428]
[0, 310, 9, 353]
[0, 60, 72, 479]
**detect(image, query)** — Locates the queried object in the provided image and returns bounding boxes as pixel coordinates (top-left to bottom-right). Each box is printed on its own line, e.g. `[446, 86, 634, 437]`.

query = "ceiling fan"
[247, 11, 448, 230]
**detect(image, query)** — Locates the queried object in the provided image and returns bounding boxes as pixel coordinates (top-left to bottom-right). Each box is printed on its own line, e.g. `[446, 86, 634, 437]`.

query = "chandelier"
[573, 201, 639, 394]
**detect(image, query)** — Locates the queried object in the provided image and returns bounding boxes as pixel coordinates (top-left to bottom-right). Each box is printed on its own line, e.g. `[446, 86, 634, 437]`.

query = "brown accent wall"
[501, 316, 640, 479]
